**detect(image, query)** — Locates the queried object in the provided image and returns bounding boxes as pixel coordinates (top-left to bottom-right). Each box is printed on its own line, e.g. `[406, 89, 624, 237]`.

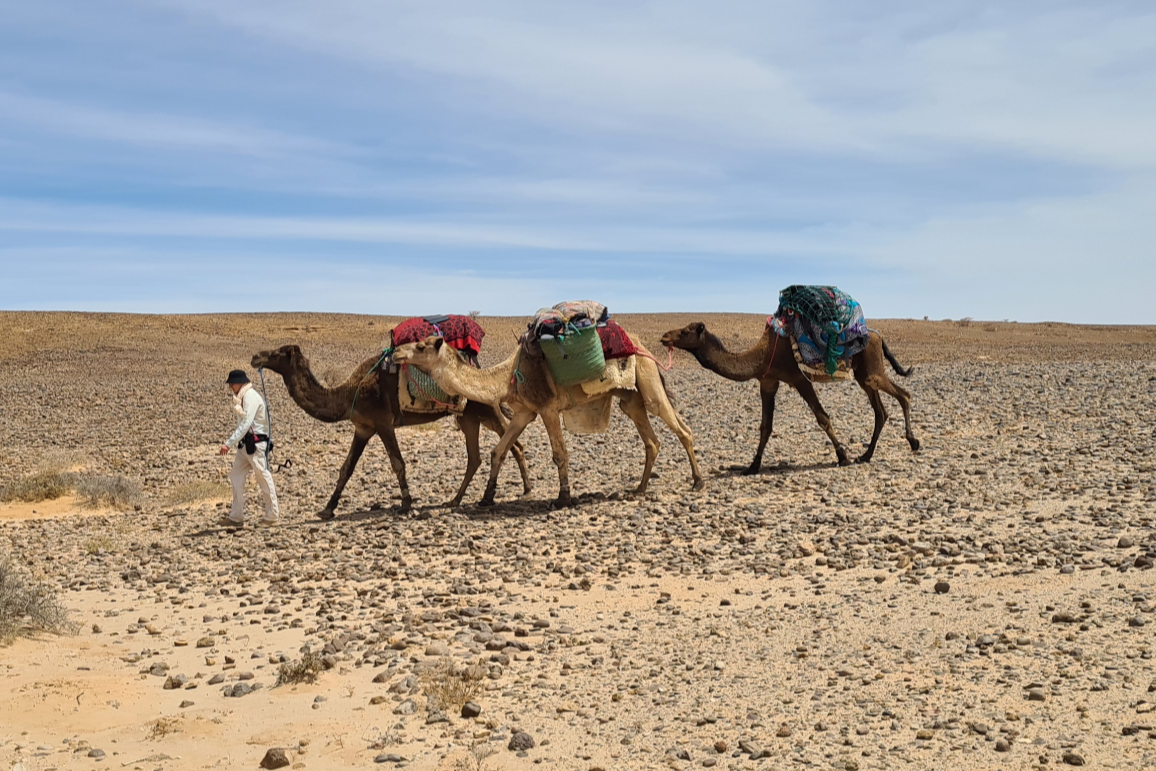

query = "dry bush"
[958, 317, 973, 328]
[365, 726, 402, 750]
[421, 658, 486, 712]
[468, 310, 482, 320]
[454, 739, 496, 771]
[73, 474, 141, 509]
[0, 559, 76, 641]
[166, 480, 229, 506]
[0, 470, 73, 503]
[276, 650, 325, 686]
[35, 448, 87, 474]
[146, 716, 181, 740]
[83, 535, 115, 555]
[320, 365, 350, 387]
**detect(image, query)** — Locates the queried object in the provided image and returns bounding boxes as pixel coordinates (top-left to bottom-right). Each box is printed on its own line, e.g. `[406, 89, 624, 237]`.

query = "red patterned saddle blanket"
[390, 315, 485, 357]
[597, 319, 638, 360]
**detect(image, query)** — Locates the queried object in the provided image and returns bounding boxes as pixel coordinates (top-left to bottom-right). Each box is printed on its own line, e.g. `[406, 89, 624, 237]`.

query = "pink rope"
[635, 346, 674, 372]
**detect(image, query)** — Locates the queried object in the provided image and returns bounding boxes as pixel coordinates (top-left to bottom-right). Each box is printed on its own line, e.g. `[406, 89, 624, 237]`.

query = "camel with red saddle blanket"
[251, 315, 532, 518]
[393, 304, 702, 507]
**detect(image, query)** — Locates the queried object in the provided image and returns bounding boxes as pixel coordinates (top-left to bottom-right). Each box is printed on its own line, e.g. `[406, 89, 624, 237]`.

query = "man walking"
[219, 369, 279, 526]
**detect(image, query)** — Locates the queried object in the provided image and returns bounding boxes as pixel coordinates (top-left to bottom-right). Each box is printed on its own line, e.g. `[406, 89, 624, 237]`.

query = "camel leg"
[377, 426, 413, 513]
[537, 409, 573, 507]
[479, 406, 533, 497]
[872, 374, 920, 452]
[855, 383, 887, 464]
[318, 425, 374, 520]
[447, 414, 482, 507]
[790, 378, 851, 466]
[645, 391, 704, 491]
[744, 378, 780, 475]
[480, 409, 537, 507]
[618, 393, 660, 495]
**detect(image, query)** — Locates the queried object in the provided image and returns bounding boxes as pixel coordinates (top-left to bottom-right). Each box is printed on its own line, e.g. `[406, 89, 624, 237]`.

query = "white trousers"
[229, 444, 279, 522]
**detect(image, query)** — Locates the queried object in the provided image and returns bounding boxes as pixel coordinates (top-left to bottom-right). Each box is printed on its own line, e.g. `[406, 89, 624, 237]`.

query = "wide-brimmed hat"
[225, 369, 250, 385]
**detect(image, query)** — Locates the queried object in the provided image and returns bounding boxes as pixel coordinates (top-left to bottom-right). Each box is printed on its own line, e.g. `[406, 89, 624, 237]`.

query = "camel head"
[660, 322, 707, 351]
[391, 335, 449, 370]
[251, 344, 302, 373]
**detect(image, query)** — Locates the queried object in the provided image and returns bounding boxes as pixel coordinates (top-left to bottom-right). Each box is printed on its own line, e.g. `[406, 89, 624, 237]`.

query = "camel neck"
[426, 350, 516, 405]
[279, 355, 366, 423]
[691, 329, 770, 381]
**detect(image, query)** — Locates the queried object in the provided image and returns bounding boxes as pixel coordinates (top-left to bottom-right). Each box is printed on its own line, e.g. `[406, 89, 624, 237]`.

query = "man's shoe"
[217, 516, 244, 528]
[256, 518, 278, 527]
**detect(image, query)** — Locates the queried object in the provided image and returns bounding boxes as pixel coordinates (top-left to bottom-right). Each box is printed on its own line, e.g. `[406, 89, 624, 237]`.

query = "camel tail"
[880, 337, 914, 377]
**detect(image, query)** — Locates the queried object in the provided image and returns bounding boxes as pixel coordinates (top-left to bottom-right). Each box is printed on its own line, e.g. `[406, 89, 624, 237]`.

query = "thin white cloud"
[0, 90, 342, 158]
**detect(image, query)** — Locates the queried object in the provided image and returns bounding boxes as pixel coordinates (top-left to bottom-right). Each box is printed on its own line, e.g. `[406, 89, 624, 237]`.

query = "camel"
[250, 345, 532, 518]
[659, 322, 919, 473]
[392, 335, 703, 507]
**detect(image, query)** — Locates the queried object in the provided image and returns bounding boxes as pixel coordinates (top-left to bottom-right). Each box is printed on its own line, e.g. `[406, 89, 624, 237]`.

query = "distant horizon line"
[0, 308, 1149, 327]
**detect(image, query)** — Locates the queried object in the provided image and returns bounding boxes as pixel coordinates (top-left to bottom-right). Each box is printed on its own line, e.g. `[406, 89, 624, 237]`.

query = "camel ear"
[434, 338, 444, 352]
[695, 322, 705, 336]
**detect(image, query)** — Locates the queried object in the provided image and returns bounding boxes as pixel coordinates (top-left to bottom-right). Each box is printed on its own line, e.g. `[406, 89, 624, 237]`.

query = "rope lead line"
[257, 367, 292, 473]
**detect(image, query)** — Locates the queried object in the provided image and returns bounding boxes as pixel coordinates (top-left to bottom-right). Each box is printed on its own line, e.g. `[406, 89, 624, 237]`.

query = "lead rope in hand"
[257, 367, 293, 473]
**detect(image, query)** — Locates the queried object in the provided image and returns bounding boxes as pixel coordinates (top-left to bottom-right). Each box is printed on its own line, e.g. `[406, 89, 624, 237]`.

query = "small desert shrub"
[166, 480, 229, 506]
[277, 650, 325, 685]
[421, 658, 486, 712]
[83, 536, 115, 555]
[36, 448, 87, 474]
[73, 474, 141, 509]
[0, 470, 74, 503]
[454, 740, 496, 771]
[146, 716, 181, 740]
[321, 365, 349, 387]
[0, 559, 76, 641]
[468, 310, 482, 320]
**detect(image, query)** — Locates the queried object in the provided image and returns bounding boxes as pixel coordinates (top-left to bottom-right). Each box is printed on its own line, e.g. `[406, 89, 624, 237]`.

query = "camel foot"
[398, 499, 413, 514]
[478, 496, 496, 508]
[691, 478, 706, 491]
[630, 485, 648, 496]
[741, 464, 760, 476]
[909, 437, 922, 452]
[855, 453, 874, 464]
[317, 509, 336, 521]
[552, 496, 574, 509]
[836, 454, 852, 467]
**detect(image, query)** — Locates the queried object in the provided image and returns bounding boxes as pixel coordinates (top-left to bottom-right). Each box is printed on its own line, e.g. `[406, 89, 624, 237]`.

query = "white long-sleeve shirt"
[225, 386, 271, 449]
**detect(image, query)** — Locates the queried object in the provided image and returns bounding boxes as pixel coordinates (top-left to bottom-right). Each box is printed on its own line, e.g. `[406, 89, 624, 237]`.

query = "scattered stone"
[508, 732, 535, 751]
[461, 701, 482, 718]
[163, 674, 188, 690]
[934, 580, 950, 594]
[259, 748, 290, 769]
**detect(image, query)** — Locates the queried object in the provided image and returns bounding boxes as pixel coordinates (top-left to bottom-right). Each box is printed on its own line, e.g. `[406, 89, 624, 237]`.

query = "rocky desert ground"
[1, 311, 1155, 771]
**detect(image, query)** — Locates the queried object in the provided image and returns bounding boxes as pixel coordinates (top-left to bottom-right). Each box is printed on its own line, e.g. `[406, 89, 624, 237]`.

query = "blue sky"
[1, 1, 1154, 321]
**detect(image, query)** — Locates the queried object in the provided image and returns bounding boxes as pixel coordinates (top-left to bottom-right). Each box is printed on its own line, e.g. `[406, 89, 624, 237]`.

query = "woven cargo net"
[404, 364, 453, 404]
[774, 285, 867, 376]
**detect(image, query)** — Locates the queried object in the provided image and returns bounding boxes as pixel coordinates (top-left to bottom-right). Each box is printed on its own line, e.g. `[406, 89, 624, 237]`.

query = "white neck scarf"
[232, 382, 254, 415]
